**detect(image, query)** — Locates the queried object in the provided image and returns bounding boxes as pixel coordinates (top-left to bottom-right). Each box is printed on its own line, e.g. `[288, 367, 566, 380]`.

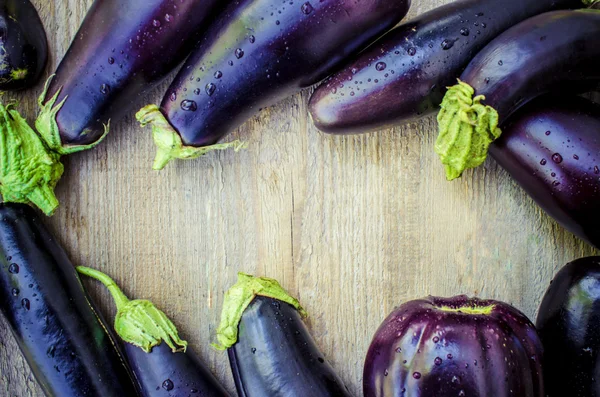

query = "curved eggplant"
[76, 266, 230, 397]
[536, 256, 600, 397]
[0, 0, 225, 216]
[215, 273, 351, 396]
[363, 296, 544, 397]
[0, 0, 47, 91]
[136, 0, 412, 170]
[490, 96, 600, 249]
[435, 9, 600, 180]
[308, 0, 580, 134]
[0, 203, 139, 396]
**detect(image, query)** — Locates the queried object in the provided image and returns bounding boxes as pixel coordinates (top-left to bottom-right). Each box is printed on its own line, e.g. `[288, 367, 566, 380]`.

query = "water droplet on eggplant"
[206, 83, 216, 96]
[21, 298, 30, 310]
[11, 288, 19, 297]
[180, 100, 197, 112]
[214, 70, 223, 79]
[375, 62, 386, 71]
[552, 153, 563, 163]
[8, 263, 19, 274]
[162, 379, 174, 391]
[413, 372, 422, 379]
[235, 48, 244, 59]
[100, 84, 110, 95]
[301, 2, 313, 14]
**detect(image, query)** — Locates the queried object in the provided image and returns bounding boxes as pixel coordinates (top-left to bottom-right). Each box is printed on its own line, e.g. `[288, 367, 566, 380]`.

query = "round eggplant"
[536, 256, 600, 397]
[137, 0, 412, 170]
[215, 273, 351, 397]
[363, 296, 544, 397]
[435, 9, 600, 180]
[0, 0, 47, 91]
[308, 0, 580, 134]
[0, 203, 139, 396]
[490, 96, 600, 249]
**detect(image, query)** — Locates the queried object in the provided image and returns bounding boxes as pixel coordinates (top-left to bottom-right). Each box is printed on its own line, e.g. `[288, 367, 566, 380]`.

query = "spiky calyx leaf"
[136, 104, 246, 170]
[435, 80, 502, 180]
[213, 273, 307, 350]
[76, 266, 187, 353]
[0, 102, 63, 215]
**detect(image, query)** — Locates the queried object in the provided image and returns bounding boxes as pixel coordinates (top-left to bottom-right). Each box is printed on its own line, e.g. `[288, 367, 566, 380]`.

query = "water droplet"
[413, 372, 422, 379]
[552, 180, 561, 187]
[180, 100, 197, 112]
[498, 60, 504, 66]
[447, 354, 453, 359]
[169, 92, 177, 102]
[459, 391, 466, 396]
[100, 84, 110, 95]
[162, 379, 174, 391]
[228, 60, 234, 66]
[21, 298, 30, 310]
[350, 91, 355, 96]
[11, 288, 19, 296]
[396, 347, 402, 353]
[552, 153, 563, 163]
[214, 70, 223, 79]
[108, 57, 115, 64]
[452, 375, 461, 384]
[190, 389, 198, 394]
[152, 19, 161, 27]
[434, 357, 443, 366]
[573, 154, 579, 160]
[375, 62, 386, 71]
[540, 159, 547, 166]
[164, 14, 172, 22]
[193, 88, 201, 95]
[551, 172, 556, 177]
[441, 39, 455, 50]
[433, 336, 440, 343]
[545, 130, 551, 136]
[460, 28, 470, 36]
[249, 35, 256, 43]
[301, 2, 314, 14]
[206, 83, 216, 96]
[594, 166, 599, 174]
[235, 48, 244, 59]
[275, 20, 281, 25]
[8, 263, 19, 274]
[251, 348, 257, 354]
[407, 47, 416, 56]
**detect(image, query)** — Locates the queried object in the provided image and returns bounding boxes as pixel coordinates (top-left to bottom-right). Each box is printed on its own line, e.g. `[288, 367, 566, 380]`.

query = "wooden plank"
[1, 0, 598, 395]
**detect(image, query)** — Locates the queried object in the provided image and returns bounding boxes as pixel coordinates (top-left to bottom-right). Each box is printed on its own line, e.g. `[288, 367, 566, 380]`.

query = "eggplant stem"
[76, 266, 131, 310]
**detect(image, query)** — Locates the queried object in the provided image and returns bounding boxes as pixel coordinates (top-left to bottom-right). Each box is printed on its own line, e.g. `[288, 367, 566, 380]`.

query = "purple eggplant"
[536, 257, 600, 397]
[214, 273, 351, 396]
[490, 96, 600, 249]
[363, 296, 544, 397]
[435, 8, 600, 181]
[136, 0, 412, 170]
[0, 0, 47, 91]
[0, 203, 139, 396]
[0, 0, 225, 216]
[76, 266, 230, 397]
[308, 0, 581, 135]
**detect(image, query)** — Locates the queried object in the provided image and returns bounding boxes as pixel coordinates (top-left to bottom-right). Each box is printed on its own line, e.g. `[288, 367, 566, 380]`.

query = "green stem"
[76, 266, 130, 310]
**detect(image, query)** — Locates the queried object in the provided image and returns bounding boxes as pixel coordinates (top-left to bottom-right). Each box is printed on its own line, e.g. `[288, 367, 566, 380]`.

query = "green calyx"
[213, 273, 307, 351]
[0, 102, 63, 216]
[136, 104, 247, 171]
[76, 266, 188, 353]
[435, 80, 502, 181]
[439, 305, 495, 315]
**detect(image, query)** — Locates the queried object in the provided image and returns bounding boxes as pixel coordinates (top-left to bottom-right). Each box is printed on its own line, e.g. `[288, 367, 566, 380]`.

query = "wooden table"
[1, 0, 598, 395]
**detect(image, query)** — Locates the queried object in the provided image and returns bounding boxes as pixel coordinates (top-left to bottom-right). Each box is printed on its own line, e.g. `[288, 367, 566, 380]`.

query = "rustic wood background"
[1, 0, 598, 395]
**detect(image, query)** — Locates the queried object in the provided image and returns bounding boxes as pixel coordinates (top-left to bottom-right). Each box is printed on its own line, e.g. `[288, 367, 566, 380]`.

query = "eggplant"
[536, 256, 600, 397]
[435, 9, 600, 181]
[308, 0, 581, 135]
[0, 0, 47, 91]
[363, 296, 544, 397]
[0, 203, 139, 396]
[0, 0, 226, 216]
[76, 266, 230, 397]
[490, 96, 600, 249]
[214, 273, 351, 396]
[136, 0, 412, 170]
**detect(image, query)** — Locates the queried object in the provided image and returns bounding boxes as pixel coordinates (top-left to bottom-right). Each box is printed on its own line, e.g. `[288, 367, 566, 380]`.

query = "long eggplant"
[435, 8, 600, 180]
[76, 266, 230, 397]
[0, 203, 139, 396]
[214, 273, 351, 396]
[490, 96, 600, 249]
[136, 0, 412, 170]
[308, 0, 581, 134]
[536, 256, 600, 397]
[0, 0, 47, 91]
[0, 0, 225, 216]
[364, 296, 544, 397]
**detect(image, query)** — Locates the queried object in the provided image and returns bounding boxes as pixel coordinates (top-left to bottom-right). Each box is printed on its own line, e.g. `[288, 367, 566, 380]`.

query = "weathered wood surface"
[1, 0, 598, 395]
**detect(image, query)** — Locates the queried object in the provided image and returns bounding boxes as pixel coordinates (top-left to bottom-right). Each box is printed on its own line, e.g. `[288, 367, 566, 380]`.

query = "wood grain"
[1, 0, 598, 395]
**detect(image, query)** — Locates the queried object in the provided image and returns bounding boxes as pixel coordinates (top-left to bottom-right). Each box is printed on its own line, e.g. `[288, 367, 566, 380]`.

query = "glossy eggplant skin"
[227, 296, 351, 397]
[45, 0, 223, 147]
[458, 9, 600, 124]
[536, 257, 600, 397]
[0, 203, 139, 396]
[308, 0, 580, 134]
[363, 296, 544, 397]
[0, 0, 47, 91]
[125, 342, 230, 397]
[490, 96, 600, 249]
[160, 0, 411, 147]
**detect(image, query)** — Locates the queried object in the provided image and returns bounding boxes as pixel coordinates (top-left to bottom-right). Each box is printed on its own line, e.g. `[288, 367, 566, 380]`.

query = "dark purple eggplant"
[536, 256, 600, 397]
[0, 203, 139, 396]
[76, 266, 230, 397]
[214, 273, 351, 396]
[308, 0, 581, 135]
[435, 9, 600, 181]
[490, 96, 600, 249]
[0, 0, 47, 91]
[363, 296, 544, 397]
[136, 0, 412, 170]
[0, 0, 226, 216]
